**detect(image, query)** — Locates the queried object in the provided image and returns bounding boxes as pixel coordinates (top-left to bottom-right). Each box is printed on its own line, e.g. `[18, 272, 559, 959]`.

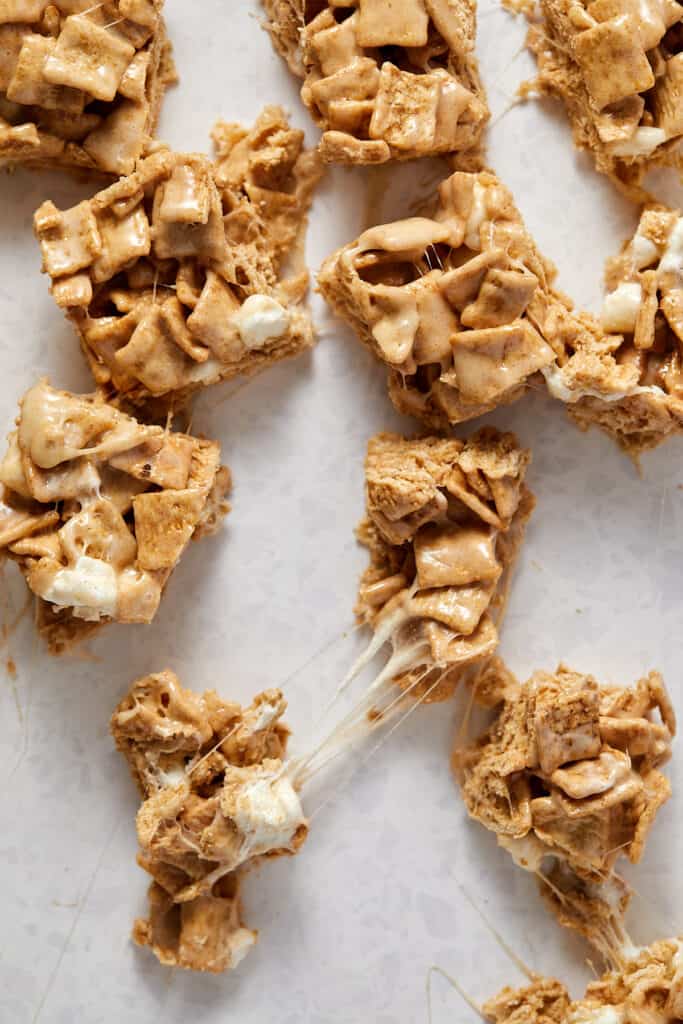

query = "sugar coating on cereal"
[261, 0, 489, 164]
[0, 0, 176, 175]
[33, 106, 323, 410]
[525, 0, 683, 192]
[111, 670, 307, 973]
[454, 661, 675, 962]
[0, 380, 230, 653]
[319, 170, 562, 428]
[352, 429, 534, 703]
[484, 935, 683, 1024]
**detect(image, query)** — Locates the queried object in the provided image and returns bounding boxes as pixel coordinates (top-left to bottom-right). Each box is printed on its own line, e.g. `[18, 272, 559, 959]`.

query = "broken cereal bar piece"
[111, 670, 307, 972]
[527, 0, 683, 193]
[33, 106, 322, 410]
[319, 169, 565, 428]
[546, 203, 683, 456]
[0, 380, 230, 653]
[353, 428, 534, 702]
[261, 0, 489, 165]
[0, 0, 175, 176]
[454, 661, 675, 962]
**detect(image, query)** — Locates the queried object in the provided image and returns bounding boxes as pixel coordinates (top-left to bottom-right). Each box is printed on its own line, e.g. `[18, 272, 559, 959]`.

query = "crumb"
[0, 1, 175, 176]
[112, 670, 308, 972]
[33, 106, 323, 412]
[0, 380, 229, 653]
[261, 0, 489, 165]
[5, 657, 16, 678]
[354, 428, 535, 702]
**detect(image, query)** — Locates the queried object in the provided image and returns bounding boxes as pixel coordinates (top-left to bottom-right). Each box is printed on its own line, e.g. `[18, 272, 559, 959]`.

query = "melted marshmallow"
[233, 770, 306, 859]
[40, 554, 118, 621]
[609, 127, 667, 158]
[541, 365, 661, 404]
[601, 282, 642, 332]
[232, 295, 290, 350]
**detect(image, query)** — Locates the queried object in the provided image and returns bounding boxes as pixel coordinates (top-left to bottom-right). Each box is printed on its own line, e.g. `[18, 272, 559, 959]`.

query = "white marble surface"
[1, 2, 683, 1022]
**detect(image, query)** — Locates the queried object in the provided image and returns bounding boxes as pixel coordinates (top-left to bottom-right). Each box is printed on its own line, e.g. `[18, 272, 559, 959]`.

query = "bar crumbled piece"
[354, 428, 534, 702]
[526, 0, 683, 193]
[0, 0, 175, 176]
[0, 380, 230, 653]
[319, 169, 566, 428]
[484, 936, 683, 1024]
[33, 106, 322, 410]
[545, 203, 683, 455]
[111, 670, 308, 973]
[454, 662, 675, 960]
[261, 0, 489, 165]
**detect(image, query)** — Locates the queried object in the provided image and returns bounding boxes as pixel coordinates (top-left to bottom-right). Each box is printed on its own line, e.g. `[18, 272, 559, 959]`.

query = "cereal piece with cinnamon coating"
[111, 671, 307, 973]
[526, 0, 683, 193]
[454, 662, 675, 956]
[261, 0, 489, 164]
[0, 0, 175, 175]
[354, 428, 534, 702]
[33, 107, 322, 411]
[319, 170, 563, 428]
[0, 380, 229, 653]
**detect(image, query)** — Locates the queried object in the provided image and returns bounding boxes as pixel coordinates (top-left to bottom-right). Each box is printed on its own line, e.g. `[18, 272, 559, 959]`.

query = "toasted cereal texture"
[526, 0, 683, 193]
[112, 671, 307, 972]
[454, 662, 675, 959]
[546, 203, 683, 456]
[261, 0, 489, 164]
[33, 106, 323, 411]
[355, 428, 534, 701]
[0, 0, 176, 176]
[319, 169, 564, 428]
[484, 936, 683, 1023]
[0, 380, 229, 653]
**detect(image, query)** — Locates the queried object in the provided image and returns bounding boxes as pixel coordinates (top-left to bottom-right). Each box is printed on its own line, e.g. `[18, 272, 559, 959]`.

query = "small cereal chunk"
[454, 662, 675, 958]
[112, 672, 307, 972]
[34, 107, 323, 411]
[0, 379, 230, 653]
[261, 0, 489, 164]
[0, 0, 176, 175]
[528, 0, 683, 191]
[354, 428, 534, 702]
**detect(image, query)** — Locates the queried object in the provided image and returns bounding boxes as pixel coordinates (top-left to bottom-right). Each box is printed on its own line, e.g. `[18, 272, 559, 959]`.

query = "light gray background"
[0, 2, 681, 1021]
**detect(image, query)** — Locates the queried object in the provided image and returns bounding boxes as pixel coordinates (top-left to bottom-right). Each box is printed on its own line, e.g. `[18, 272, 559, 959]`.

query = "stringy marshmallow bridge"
[33, 106, 322, 411]
[0, 0, 175, 175]
[320, 168, 683, 455]
[261, 0, 489, 164]
[0, 380, 229, 653]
